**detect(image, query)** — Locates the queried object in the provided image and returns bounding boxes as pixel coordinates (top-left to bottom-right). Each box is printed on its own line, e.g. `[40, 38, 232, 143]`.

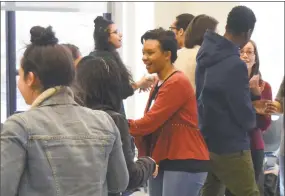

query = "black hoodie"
[195, 30, 257, 154]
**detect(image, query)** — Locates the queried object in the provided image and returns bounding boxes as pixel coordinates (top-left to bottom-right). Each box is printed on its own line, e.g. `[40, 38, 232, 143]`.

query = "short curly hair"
[226, 5, 256, 35]
[141, 28, 178, 63]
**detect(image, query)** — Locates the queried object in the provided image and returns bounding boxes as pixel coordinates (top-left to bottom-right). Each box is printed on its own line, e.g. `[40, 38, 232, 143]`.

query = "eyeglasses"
[240, 50, 255, 56]
[110, 30, 120, 35]
[169, 26, 178, 31]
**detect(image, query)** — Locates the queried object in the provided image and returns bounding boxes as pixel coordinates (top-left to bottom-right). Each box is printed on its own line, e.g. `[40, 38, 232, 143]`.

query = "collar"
[30, 86, 78, 109]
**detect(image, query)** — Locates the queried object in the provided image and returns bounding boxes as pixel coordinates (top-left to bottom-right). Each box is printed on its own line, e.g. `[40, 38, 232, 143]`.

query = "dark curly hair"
[226, 5, 256, 36]
[141, 27, 178, 63]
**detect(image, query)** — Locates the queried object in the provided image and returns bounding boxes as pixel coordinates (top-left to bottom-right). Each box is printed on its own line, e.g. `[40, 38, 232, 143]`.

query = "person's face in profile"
[142, 39, 171, 74]
[108, 24, 122, 49]
[169, 20, 184, 49]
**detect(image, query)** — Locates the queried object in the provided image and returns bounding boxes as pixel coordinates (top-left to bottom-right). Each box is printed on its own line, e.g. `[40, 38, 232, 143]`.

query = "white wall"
[153, 2, 185, 29]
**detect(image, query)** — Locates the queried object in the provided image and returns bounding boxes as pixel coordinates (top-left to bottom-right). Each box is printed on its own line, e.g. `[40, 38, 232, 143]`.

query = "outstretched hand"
[252, 100, 280, 115]
[252, 100, 271, 115]
[136, 75, 157, 92]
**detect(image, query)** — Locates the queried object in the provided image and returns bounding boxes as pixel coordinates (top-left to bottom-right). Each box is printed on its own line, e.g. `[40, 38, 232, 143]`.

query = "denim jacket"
[1, 87, 129, 196]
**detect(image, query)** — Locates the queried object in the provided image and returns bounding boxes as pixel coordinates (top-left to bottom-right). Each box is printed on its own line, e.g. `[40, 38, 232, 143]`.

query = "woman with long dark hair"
[73, 55, 156, 196]
[90, 16, 154, 116]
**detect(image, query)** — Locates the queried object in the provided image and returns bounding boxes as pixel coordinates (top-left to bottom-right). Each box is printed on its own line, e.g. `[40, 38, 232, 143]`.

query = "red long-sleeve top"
[128, 71, 209, 164]
[250, 81, 272, 150]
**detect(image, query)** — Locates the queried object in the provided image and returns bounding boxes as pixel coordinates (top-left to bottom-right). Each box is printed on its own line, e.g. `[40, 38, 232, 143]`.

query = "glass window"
[15, 6, 106, 111]
[1, 10, 7, 123]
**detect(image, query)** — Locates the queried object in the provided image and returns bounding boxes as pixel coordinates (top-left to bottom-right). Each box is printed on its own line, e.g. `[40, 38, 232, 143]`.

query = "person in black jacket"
[90, 16, 155, 116]
[72, 55, 156, 196]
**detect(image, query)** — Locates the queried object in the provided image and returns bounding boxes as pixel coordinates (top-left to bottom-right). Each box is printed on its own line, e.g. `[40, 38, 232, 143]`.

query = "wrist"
[147, 156, 156, 164]
[131, 82, 139, 90]
[251, 92, 261, 101]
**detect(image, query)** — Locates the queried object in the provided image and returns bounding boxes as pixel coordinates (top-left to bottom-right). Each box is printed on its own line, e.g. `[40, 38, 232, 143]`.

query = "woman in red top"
[128, 28, 209, 196]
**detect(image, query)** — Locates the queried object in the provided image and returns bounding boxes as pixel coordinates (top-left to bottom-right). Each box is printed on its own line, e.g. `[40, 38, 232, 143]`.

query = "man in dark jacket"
[196, 6, 259, 196]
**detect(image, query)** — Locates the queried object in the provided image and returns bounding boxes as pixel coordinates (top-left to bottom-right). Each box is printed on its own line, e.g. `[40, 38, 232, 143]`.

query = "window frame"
[1, 2, 112, 119]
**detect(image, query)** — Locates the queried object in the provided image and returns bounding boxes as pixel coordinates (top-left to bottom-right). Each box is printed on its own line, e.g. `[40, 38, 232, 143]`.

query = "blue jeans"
[149, 170, 207, 196]
[280, 155, 284, 196]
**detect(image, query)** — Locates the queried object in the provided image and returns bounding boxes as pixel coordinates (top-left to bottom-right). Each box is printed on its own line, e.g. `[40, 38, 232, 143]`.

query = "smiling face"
[108, 24, 122, 49]
[142, 39, 171, 74]
[240, 41, 256, 70]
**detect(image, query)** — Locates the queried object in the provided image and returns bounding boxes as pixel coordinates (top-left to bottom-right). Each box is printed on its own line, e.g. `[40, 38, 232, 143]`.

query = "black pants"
[225, 149, 265, 196]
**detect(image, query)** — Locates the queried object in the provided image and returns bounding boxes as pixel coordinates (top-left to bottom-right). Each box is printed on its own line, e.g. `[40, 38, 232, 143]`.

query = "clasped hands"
[253, 100, 281, 115]
[136, 75, 157, 93]
[250, 75, 282, 115]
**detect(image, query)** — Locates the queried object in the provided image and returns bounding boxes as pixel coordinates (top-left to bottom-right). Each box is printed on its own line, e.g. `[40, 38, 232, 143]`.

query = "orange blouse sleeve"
[128, 76, 193, 136]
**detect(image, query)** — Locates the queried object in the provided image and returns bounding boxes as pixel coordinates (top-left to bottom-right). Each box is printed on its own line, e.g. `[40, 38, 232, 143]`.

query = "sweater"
[250, 81, 272, 150]
[174, 45, 200, 92]
[129, 71, 209, 172]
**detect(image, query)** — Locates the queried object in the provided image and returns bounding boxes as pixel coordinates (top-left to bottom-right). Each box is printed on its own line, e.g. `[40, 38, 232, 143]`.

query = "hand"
[252, 100, 272, 115]
[136, 75, 156, 90]
[265, 101, 281, 114]
[139, 87, 152, 93]
[249, 75, 263, 96]
[153, 164, 159, 178]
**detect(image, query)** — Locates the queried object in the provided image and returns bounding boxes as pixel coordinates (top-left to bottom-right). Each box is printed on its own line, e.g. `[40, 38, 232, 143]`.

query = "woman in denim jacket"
[1, 26, 128, 196]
